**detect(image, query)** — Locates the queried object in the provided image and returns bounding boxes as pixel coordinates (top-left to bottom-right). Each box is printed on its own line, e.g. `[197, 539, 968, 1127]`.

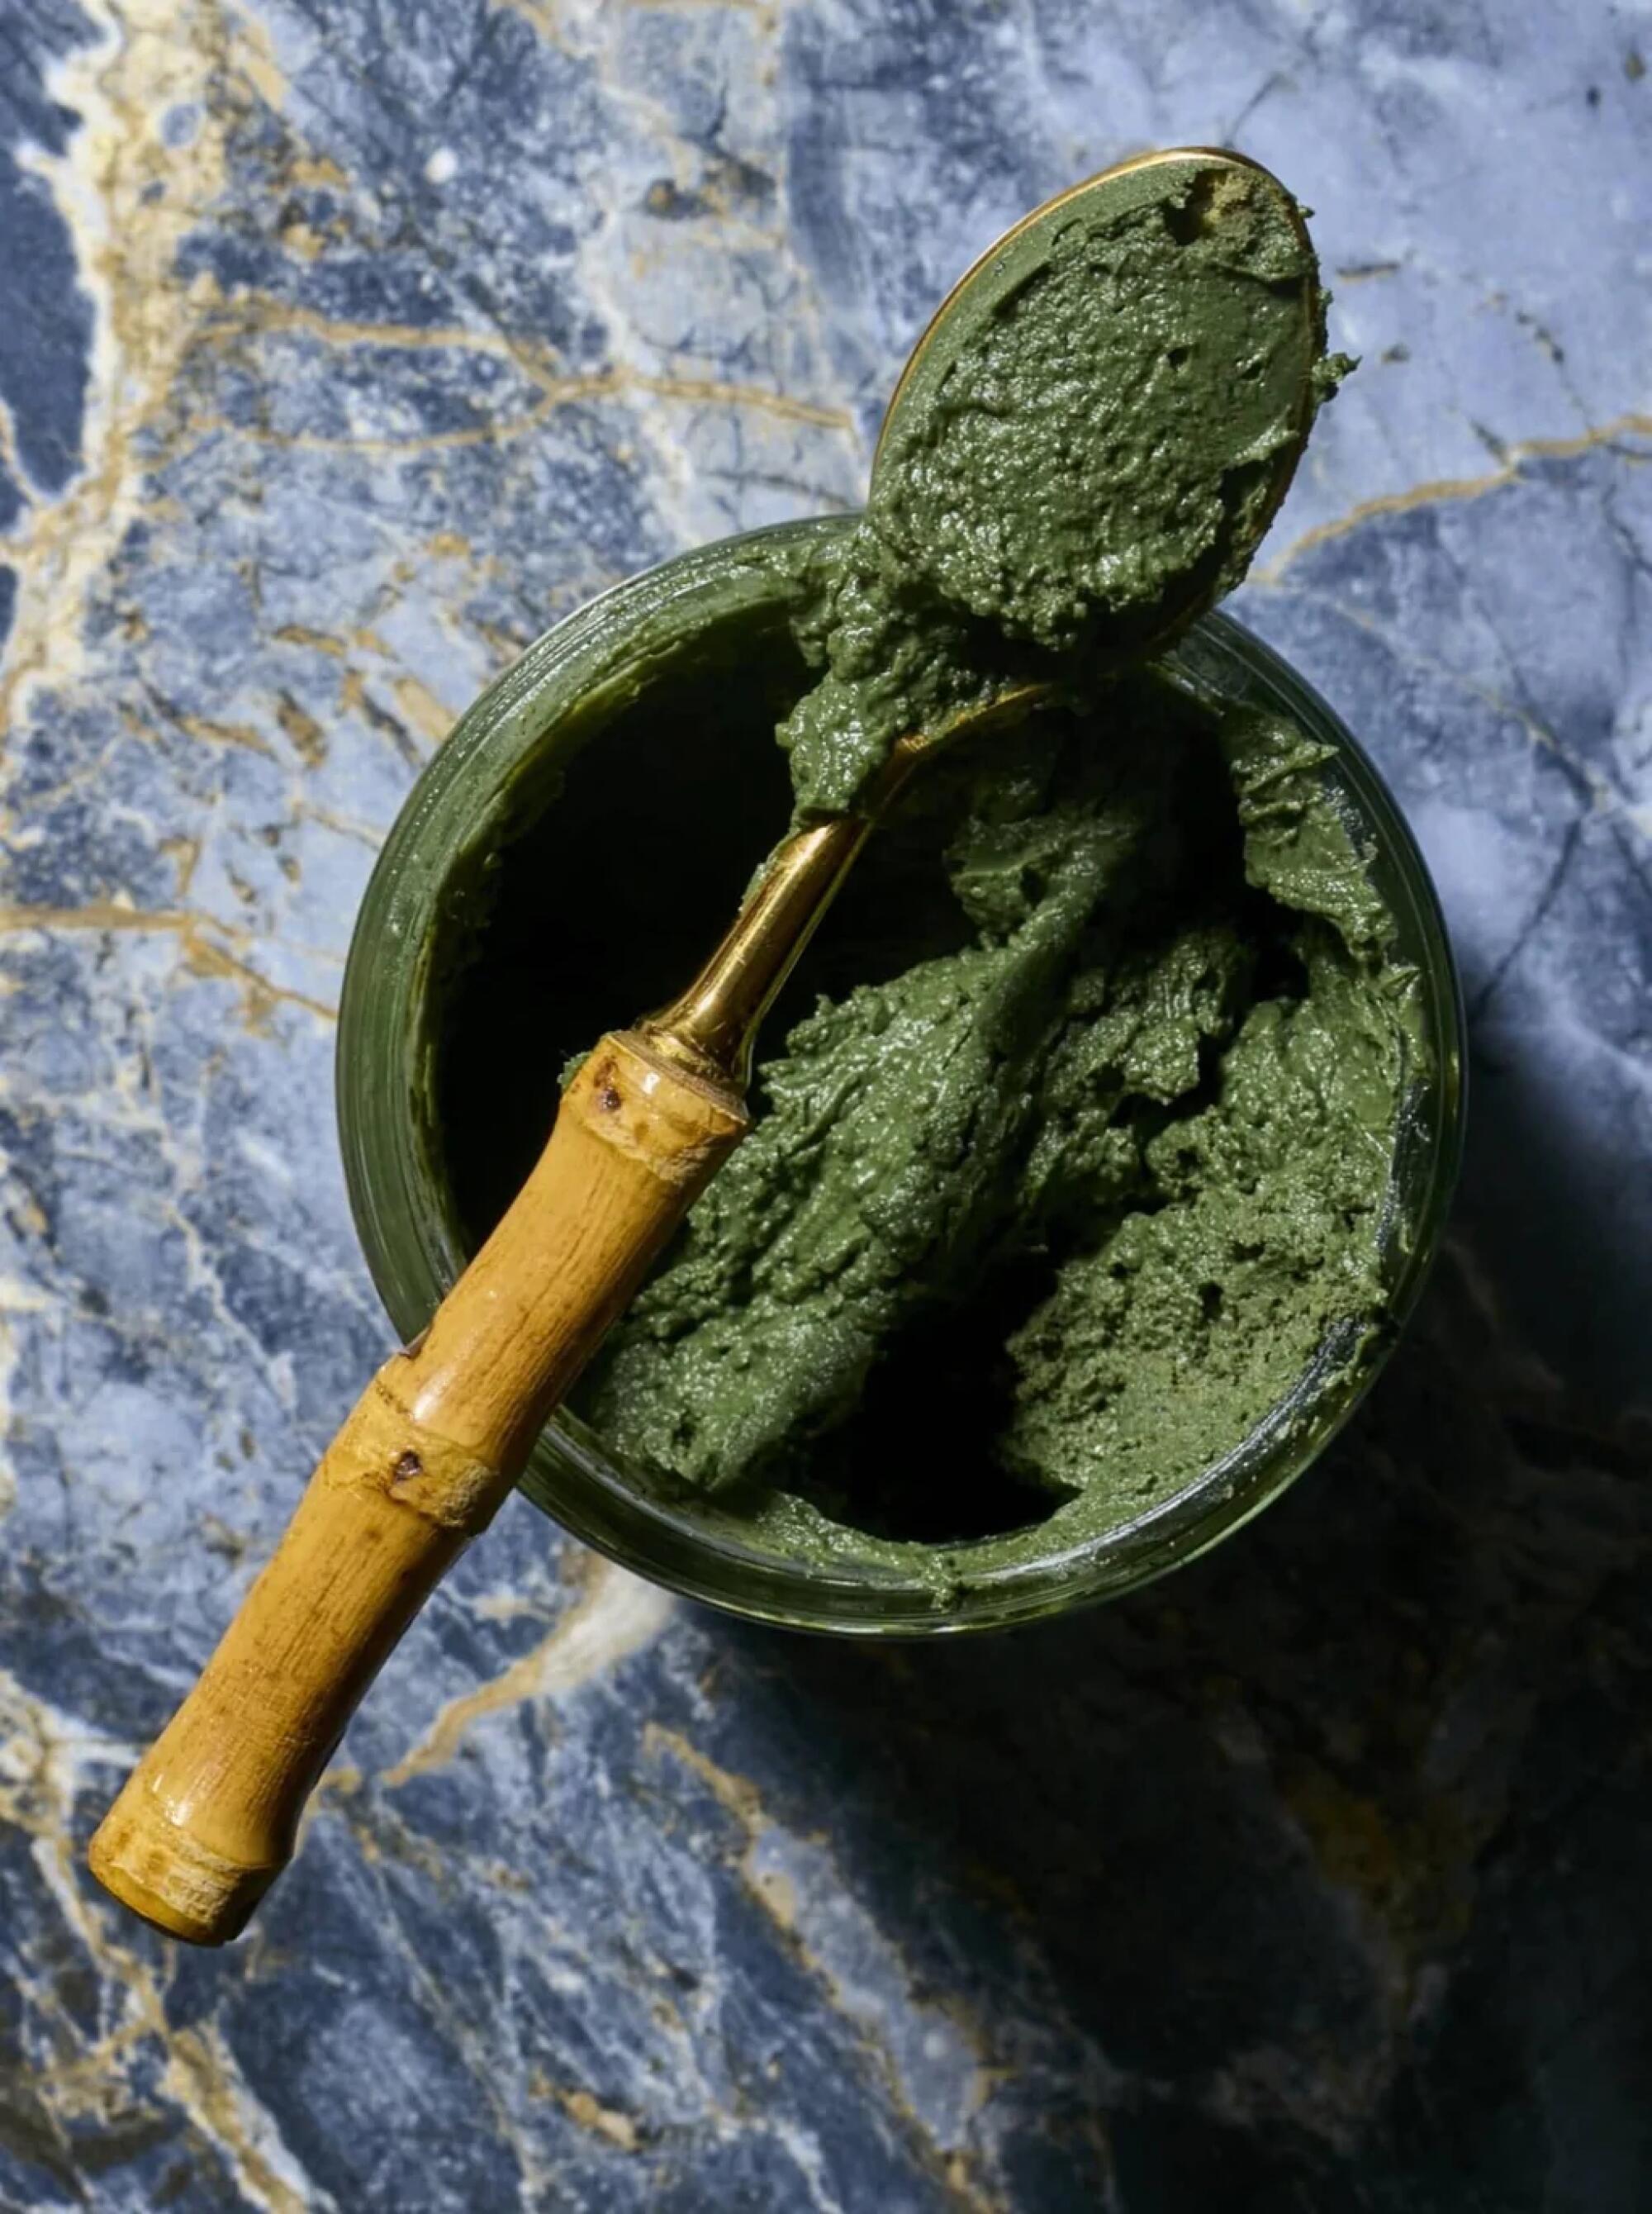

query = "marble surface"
[2, 2, 1650, 2206]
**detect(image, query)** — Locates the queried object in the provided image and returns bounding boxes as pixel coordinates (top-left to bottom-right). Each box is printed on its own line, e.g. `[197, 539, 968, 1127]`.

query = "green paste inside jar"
[579, 669, 1416, 1547]
[432, 611, 1423, 1570]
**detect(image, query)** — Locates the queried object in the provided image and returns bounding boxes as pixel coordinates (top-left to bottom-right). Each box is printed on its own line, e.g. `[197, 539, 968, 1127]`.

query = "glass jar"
[337, 518, 1465, 1636]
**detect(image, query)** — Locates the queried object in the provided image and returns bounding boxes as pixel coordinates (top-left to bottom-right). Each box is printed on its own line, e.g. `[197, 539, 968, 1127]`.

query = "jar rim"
[337, 516, 1467, 1637]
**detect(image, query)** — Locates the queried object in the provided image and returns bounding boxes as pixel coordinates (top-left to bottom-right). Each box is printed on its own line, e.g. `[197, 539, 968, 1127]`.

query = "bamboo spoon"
[89, 148, 1323, 1944]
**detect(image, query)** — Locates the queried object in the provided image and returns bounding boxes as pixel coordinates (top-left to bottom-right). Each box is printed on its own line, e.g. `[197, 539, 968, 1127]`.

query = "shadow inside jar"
[716, 1024, 1652, 2209]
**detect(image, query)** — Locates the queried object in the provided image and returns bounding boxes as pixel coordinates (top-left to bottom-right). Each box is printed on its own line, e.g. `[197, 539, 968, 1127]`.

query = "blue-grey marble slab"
[2, 2, 1649, 2207]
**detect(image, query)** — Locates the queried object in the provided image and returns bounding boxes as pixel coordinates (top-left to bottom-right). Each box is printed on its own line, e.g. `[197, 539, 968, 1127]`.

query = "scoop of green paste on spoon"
[781, 148, 1351, 815]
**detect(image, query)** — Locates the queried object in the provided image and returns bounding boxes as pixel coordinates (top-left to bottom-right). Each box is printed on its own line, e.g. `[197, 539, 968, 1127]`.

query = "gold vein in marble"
[553, 2083, 643, 2151]
[0, 0, 230, 739]
[0, 904, 339, 1029]
[645, 1722, 1004, 2206]
[0, 1666, 316, 2212]
[1258, 411, 1652, 581]
[190, 284, 857, 458]
[382, 1554, 676, 1788]
[184, 353, 854, 458]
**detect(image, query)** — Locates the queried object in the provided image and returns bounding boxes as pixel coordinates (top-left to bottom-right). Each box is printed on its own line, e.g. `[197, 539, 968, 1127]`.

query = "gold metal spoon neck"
[638, 812, 872, 1094]
[637, 679, 1057, 1095]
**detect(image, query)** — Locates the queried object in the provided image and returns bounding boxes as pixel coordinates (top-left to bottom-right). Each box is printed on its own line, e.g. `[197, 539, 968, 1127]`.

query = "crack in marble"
[282, 1792, 569, 2207]
[139, 688, 279, 758]
[268, 0, 844, 551]
[553, 0, 869, 544]
[1468, 813, 1588, 1022]
[1260, 579, 1645, 836]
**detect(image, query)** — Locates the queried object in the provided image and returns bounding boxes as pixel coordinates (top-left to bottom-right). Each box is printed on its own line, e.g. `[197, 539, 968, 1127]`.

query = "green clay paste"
[434, 156, 1414, 1580]
[576, 668, 1422, 1559]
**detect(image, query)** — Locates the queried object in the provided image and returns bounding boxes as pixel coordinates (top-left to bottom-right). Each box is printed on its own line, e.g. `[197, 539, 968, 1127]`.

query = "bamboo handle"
[88, 1033, 745, 1944]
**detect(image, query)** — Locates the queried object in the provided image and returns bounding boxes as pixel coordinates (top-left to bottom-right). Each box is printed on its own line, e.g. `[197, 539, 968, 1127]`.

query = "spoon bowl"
[872, 145, 1326, 668]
